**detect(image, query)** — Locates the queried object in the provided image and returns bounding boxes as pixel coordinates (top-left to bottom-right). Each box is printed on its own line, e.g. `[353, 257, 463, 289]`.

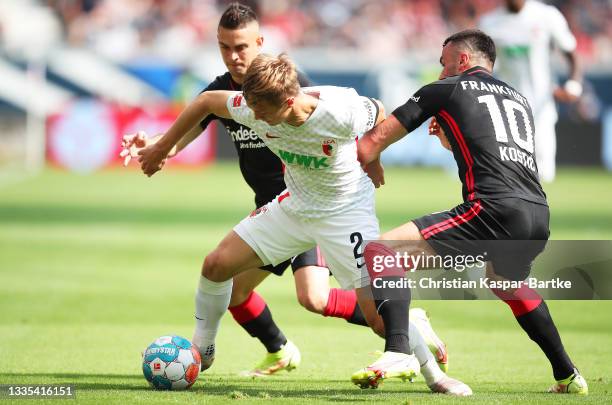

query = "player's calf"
[192, 276, 233, 371]
[296, 286, 328, 314]
[355, 289, 386, 337]
[488, 266, 581, 392]
[293, 265, 332, 314]
[229, 291, 288, 354]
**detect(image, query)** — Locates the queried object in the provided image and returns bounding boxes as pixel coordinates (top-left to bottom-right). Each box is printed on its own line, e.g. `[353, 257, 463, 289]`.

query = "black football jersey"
[392, 66, 547, 205]
[199, 72, 310, 207]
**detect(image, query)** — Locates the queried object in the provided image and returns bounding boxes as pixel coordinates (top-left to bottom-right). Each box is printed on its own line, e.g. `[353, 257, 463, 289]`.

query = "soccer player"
[357, 29, 588, 395]
[122, 3, 449, 380]
[133, 52, 471, 395]
[479, 0, 582, 183]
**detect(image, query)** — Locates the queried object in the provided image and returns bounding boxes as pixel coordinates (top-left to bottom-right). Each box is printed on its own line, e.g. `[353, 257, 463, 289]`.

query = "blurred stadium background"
[1, 0, 612, 174]
[1, 1, 612, 402]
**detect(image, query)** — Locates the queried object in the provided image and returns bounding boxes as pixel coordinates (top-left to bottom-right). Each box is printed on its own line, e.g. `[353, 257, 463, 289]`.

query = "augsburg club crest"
[322, 139, 336, 156]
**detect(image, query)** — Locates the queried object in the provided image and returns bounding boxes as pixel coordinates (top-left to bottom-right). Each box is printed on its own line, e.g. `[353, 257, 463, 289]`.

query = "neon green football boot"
[351, 351, 420, 389]
[548, 370, 588, 395]
[242, 340, 301, 377]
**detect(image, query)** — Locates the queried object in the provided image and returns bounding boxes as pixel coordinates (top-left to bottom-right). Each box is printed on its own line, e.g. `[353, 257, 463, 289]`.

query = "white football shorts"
[233, 193, 379, 289]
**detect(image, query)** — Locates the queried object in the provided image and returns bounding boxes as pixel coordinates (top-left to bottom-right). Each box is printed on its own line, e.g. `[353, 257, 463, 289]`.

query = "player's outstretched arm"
[554, 50, 582, 103]
[362, 99, 386, 188]
[137, 91, 236, 177]
[120, 131, 151, 167]
[357, 115, 407, 166]
[120, 125, 204, 168]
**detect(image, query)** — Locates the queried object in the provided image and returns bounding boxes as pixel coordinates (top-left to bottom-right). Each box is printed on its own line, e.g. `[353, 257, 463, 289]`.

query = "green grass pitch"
[0, 164, 611, 404]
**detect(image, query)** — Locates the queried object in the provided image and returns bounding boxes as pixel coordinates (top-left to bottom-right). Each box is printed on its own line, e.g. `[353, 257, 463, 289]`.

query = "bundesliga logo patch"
[322, 139, 336, 156]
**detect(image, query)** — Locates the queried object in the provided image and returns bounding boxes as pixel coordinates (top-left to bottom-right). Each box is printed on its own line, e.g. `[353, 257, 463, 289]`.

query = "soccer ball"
[142, 335, 201, 390]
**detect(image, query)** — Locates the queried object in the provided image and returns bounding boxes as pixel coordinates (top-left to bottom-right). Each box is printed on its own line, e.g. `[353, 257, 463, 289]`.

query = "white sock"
[192, 276, 233, 352]
[408, 321, 445, 385]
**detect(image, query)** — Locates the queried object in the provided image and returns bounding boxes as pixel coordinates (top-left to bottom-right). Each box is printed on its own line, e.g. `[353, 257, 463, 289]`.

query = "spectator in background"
[480, 0, 582, 183]
[37, 0, 612, 67]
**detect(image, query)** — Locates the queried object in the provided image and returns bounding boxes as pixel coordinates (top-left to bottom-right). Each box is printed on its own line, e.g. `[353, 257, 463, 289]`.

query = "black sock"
[374, 276, 410, 354]
[515, 300, 575, 380]
[376, 299, 410, 354]
[384, 332, 410, 354]
[347, 303, 368, 326]
[240, 305, 287, 353]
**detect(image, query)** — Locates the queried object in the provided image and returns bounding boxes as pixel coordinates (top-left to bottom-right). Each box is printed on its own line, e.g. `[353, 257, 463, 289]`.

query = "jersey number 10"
[478, 95, 534, 153]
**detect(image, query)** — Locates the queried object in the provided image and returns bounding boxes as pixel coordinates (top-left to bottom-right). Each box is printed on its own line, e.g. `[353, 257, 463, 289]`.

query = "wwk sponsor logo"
[278, 149, 329, 169]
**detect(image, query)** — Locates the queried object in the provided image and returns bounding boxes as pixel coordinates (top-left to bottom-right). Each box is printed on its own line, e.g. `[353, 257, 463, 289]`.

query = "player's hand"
[428, 117, 441, 136]
[357, 136, 378, 166]
[428, 118, 451, 151]
[137, 143, 170, 177]
[553, 86, 580, 103]
[364, 159, 385, 188]
[120, 131, 149, 167]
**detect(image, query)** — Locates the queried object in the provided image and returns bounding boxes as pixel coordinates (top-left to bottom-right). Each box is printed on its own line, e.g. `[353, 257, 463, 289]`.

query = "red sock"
[228, 291, 266, 324]
[228, 291, 287, 353]
[491, 284, 542, 317]
[363, 242, 408, 281]
[323, 288, 358, 320]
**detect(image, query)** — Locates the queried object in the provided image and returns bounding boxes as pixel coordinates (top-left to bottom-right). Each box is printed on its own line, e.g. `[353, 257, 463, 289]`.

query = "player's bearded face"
[217, 23, 263, 81]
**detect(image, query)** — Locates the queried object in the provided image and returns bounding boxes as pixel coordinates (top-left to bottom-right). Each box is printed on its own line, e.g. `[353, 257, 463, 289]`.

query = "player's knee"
[297, 290, 327, 314]
[202, 250, 231, 282]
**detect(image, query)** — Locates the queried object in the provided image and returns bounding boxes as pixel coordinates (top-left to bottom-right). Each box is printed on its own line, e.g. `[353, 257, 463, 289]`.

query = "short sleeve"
[392, 81, 454, 132]
[226, 92, 257, 127]
[548, 6, 576, 52]
[350, 96, 379, 137]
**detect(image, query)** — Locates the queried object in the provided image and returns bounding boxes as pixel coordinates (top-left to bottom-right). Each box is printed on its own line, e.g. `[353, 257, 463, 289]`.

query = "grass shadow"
[0, 372, 434, 399]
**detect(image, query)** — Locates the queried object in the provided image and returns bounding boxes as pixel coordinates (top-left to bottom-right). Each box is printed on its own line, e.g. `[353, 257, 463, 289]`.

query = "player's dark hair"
[219, 2, 258, 30]
[443, 29, 496, 65]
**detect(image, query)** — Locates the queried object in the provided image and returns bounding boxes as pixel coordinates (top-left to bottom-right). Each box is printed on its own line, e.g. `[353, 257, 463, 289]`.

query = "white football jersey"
[479, 0, 576, 118]
[227, 86, 377, 218]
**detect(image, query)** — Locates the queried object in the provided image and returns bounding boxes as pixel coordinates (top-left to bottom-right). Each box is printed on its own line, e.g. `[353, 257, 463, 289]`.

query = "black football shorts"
[413, 197, 550, 281]
[259, 246, 327, 276]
